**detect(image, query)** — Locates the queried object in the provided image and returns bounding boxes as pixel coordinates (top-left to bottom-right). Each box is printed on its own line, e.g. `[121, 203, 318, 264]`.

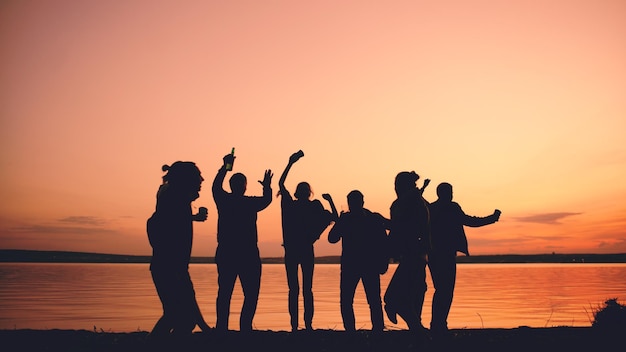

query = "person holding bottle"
[278, 150, 338, 331]
[212, 152, 273, 332]
[427, 182, 501, 339]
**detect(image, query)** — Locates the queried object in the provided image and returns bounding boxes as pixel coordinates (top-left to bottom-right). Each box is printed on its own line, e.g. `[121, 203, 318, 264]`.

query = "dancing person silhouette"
[147, 161, 211, 339]
[278, 150, 338, 331]
[427, 182, 501, 339]
[383, 171, 431, 337]
[328, 190, 390, 332]
[212, 152, 273, 332]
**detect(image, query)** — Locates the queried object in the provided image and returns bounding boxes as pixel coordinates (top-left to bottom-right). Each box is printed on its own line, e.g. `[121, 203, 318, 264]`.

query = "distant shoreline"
[1, 249, 625, 264]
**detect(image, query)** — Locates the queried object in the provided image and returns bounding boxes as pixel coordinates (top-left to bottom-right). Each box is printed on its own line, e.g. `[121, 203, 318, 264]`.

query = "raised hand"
[193, 207, 208, 222]
[259, 169, 274, 188]
[223, 154, 235, 170]
[289, 150, 304, 164]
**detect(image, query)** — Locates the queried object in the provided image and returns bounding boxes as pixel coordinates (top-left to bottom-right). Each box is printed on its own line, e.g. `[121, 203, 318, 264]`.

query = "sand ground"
[1, 327, 624, 352]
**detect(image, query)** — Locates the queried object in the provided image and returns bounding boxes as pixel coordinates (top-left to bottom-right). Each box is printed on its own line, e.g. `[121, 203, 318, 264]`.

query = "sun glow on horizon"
[1, 0, 625, 257]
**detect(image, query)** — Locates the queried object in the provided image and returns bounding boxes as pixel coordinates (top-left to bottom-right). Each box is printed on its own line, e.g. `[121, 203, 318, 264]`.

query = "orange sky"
[1, 0, 625, 258]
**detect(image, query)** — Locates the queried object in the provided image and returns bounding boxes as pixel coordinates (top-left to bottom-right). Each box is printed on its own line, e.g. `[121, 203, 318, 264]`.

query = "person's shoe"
[430, 324, 450, 341]
[384, 304, 397, 324]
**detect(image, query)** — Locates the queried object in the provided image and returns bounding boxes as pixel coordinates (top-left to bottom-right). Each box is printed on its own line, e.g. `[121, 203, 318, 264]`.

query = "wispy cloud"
[10, 224, 116, 234]
[513, 212, 581, 224]
[58, 216, 107, 226]
[9, 216, 113, 234]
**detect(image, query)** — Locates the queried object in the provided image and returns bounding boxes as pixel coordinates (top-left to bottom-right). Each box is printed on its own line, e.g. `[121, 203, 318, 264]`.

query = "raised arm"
[256, 169, 274, 210]
[321, 193, 339, 221]
[327, 216, 343, 244]
[278, 151, 303, 194]
[418, 178, 430, 195]
[212, 154, 234, 199]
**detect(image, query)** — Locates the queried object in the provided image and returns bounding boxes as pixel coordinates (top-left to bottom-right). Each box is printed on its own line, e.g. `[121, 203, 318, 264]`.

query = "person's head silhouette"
[162, 161, 203, 201]
[394, 171, 419, 197]
[294, 182, 312, 200]
[229, 173, 247, 195]
[436, 182, 453, 202]
[347, 190, 364, 212]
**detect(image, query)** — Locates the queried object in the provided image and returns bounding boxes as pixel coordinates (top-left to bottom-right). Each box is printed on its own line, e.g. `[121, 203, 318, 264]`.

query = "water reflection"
[0, 263, 624, 331]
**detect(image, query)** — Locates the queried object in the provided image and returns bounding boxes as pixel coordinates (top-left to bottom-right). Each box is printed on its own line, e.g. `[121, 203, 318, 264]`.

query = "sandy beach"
[1, 327, 622, 352]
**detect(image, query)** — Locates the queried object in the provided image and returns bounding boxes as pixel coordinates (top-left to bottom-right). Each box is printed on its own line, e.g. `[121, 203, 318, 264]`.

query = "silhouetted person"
[383, 171, 431, 335]
[427, 182, 501, 338]
[278, 151, 338, 331]
[328, 190, 389, 332]
[146, 161, 211, 338]
[212, 153, 273, 332]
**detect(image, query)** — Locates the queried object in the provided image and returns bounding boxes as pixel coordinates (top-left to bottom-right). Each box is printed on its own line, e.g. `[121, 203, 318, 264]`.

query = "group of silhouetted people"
[146, 150, 501, 340]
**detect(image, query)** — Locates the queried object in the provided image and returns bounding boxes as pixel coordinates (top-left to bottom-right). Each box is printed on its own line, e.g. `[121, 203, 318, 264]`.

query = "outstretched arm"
[322, 193, 339, 221]
[463, 208, 501, 227]
[278, 151, 303, 194]
[373, 212, 391, 230]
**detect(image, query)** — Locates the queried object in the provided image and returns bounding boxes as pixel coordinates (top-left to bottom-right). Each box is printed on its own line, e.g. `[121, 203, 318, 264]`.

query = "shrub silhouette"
[592, 298, 626, 329]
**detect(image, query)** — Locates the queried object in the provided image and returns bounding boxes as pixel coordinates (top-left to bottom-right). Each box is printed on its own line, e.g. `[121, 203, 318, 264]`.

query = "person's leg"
[285, 252, 300, 331]
[183, 266, 210, 332]
[362, 271, 384, 331]
[384, 260, 411, 325]
[239, 257, 262, 332]
[429, 253, 456, 334]
[171, 271, 199, 337]
[216, 263, 237, 332]
[339, 269, 360, 332]
[301, 249, 315, 330]
[192, 297, 211, 332]
[150, 270, 175, 336]
[394, 259, 426, 331]
[412, 258, 428, 330]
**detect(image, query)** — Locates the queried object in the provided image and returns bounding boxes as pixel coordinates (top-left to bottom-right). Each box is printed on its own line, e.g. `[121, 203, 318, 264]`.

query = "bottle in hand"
[225, 147, 235, 171]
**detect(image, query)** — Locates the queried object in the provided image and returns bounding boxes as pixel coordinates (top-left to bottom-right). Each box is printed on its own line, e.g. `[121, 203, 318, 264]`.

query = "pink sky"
[1, 0, 625, 258]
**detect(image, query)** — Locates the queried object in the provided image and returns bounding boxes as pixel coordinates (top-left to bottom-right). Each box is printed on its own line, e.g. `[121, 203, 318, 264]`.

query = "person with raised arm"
[212, 152, 273, 333]
[278, 150, 338, 331]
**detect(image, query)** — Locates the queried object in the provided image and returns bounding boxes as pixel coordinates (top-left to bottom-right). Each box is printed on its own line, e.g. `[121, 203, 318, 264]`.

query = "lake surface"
[1, 263, 624, 332]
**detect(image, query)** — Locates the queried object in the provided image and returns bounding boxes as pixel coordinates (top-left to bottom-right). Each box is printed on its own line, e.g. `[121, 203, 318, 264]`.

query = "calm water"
[1, 263, 625, 332]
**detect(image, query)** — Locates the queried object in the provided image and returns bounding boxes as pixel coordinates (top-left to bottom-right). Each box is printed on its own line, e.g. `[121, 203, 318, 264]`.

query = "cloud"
[9, 224, 116, 234]
[58, 216, 107, 226]
[8, 216, 113, 235]
[513, 212, 581, 224]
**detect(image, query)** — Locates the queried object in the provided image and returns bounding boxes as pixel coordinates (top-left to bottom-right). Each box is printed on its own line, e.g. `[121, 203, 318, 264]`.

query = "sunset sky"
[1, 0, 625, 258]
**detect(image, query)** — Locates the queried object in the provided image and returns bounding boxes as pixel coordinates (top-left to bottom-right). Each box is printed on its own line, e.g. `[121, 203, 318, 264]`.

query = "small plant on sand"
[592, 298, 626, 329]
